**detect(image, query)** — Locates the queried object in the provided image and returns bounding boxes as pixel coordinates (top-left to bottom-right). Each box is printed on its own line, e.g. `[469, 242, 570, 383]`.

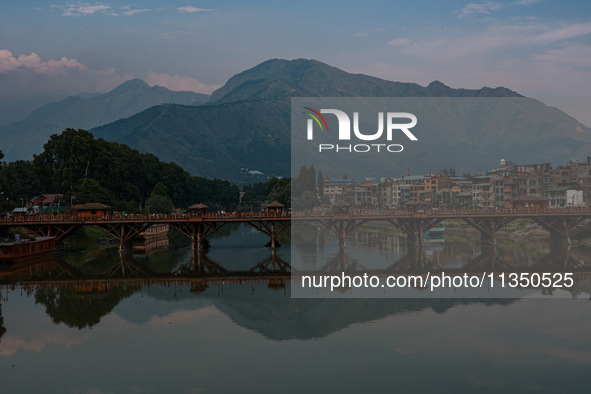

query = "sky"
[1, 1, 591, 104]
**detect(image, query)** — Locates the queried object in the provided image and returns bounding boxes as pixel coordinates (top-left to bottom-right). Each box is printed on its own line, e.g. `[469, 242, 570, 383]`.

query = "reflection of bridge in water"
[2, 244, 590, 296]
[294, 242, 591, 296]
[0, 252, 292, 294]
[2, 207, 591, 252]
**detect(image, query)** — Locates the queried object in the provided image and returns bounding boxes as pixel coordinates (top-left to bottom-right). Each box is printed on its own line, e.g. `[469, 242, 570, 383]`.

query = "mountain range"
[3, 58, 591, 182]
[0, 79, 209, 162]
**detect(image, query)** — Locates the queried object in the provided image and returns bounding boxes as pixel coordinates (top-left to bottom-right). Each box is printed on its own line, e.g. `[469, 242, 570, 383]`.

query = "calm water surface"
[1, 224, 590, 393]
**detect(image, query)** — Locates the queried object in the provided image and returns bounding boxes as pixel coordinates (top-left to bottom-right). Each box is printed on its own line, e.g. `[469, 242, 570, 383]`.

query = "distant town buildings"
[321, 157, 591, 209]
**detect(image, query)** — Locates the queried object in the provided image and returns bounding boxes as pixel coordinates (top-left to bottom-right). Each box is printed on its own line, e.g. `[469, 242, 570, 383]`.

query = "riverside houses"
[321, 158, 591, 210]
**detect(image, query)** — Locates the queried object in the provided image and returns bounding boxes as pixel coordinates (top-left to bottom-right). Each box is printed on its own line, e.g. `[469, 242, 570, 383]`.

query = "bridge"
[2, 207, 591, 250]
[296, 206, 591, 246]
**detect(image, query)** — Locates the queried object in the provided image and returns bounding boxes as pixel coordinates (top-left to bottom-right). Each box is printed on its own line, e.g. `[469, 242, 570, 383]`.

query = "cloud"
[0, 50, 87, 75]
[119, 6, 151, 16]
[387, 38, 412, 47]
[459, 1, 504, 17]
[59, 3, 151, 17]
[533, 44, 591, 68]
[349, 17, 591, 98]
[177, 6, 213, 14]
[458, 0, 541, 17]
[148, 306, 220, 329]
[0, 49, 132, 100]
[0, 328, 91, 356]
[62, 2, 110, 16]
[390, 21, 591, 63]
[145, 71, 222, 94]
[530, 22, 591, 44]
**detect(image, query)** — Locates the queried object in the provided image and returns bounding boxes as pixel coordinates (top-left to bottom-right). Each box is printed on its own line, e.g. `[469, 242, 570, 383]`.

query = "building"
[188, 203, 208, 216]
[547, 186, 584, 208]
[343, 182, 377, 207]
[323, 179, 356, 203]
[472, 176, 494, 208]
[72, 203, 111, 218]
[509, 196, 547, 210]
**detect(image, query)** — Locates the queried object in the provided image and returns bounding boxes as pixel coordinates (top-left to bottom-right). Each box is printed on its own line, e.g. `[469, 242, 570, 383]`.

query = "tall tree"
[317, 169, 324, 197]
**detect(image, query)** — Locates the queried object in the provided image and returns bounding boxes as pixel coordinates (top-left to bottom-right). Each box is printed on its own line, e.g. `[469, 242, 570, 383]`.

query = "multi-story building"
[514, 163, 551, 197]
[343, 182, 377, 207]
[323, 178, 355, 203]
[547, 186, 584, 208]
[377, 179, 394, 208]
[472, 176, 494, 208]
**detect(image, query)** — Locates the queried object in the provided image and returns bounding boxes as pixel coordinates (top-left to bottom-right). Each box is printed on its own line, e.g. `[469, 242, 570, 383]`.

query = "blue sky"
[1, 0, 591, 101]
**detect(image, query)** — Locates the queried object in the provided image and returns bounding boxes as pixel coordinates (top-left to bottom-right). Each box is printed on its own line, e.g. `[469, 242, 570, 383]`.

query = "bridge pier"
[170, 222, 226, 251]
[461, 217, 515, 246]
[389, 218, 443, 247]
[96, 223, 153, 251]
[246, 220, 291, 250]
[391, 246, 427, 272]
[532, 216, 586, 245]
[318, 219, 368, 249]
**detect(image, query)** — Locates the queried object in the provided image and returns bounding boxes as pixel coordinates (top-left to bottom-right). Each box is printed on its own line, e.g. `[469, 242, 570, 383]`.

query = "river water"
[1, 224, 590, 393]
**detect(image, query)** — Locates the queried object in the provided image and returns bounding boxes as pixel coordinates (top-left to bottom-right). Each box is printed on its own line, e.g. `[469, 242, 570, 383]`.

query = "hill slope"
[0, 79, 210, 161]
[91, 58, 591, 181]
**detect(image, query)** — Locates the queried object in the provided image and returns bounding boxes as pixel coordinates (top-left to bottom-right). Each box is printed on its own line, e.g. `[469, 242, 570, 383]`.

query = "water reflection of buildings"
[133, 224, 170, 255]
[133, 237, 170, 255]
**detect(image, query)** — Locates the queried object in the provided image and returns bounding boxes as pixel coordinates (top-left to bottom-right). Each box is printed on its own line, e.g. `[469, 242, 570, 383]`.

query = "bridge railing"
[293, 206, 591, 218]
[0, 211, 293, 223]
[2, 206, 590, 224]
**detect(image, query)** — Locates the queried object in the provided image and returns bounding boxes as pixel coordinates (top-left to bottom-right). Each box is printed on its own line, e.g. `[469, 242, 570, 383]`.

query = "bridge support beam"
[170, 222, 227, 251]
[95, 223, 153, 251]
[22, 223, 81, 243]
[461, 217, 515, 246]
[246, 221, 291, 250]
[532, 216, 586, 245]
[388, 218, 443, 247]
[318, 220, 368, 249]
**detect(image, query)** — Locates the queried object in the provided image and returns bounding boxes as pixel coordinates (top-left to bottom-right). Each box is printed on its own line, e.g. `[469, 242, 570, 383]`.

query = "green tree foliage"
[317, 169, 324, 197]
[267, 177, 290, 207]
[0, 160, 42, 205]
[291, 165, 319, 210]
[146, 182, 174, 213]
[34, 286, 138, 329]
[0, 128, 240, 212]
[292, 165, 316, 197]
[241, 177, 291, 211]
[146, 194, 174, 213]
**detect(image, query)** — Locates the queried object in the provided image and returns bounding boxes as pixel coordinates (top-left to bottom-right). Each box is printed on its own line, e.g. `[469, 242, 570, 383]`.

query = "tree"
[317, 169, 324, 197]
[146, 193, 174, 213]
[267, 177, 291, 207]
[146, 183, 174, 213]
[74, 178, 114, 204]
